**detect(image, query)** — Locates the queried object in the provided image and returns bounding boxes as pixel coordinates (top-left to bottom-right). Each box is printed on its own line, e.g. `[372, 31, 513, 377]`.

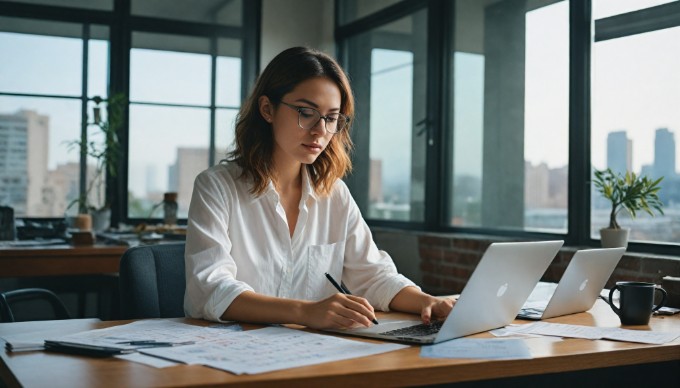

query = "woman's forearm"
[220, 291, 308, 324]
[388, 286, 439, 314]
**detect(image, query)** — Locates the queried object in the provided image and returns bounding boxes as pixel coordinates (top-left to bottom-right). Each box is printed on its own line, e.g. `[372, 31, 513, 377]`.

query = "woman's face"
[263, 76, 341, 168]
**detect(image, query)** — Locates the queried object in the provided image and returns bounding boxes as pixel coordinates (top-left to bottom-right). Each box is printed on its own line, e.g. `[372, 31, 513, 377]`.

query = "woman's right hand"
[300, 293, 377, 330]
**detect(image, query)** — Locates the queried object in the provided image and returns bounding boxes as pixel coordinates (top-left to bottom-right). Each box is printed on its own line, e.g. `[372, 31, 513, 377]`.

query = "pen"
[324, 272, 379, 325]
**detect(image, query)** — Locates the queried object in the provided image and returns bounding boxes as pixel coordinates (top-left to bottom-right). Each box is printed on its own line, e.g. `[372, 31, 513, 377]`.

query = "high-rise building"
[654, 128, 676, 179]
[607, 130, 632, 175]
[0, 110, 49, 216]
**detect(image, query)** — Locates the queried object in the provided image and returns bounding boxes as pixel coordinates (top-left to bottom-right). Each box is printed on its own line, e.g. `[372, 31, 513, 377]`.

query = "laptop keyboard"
[379, 321, 444, 337]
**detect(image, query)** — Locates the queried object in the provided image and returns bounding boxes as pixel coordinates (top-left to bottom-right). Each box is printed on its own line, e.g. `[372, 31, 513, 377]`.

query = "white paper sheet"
[141, 326, 409, 375]
[115, 353, 182, 368]
[503, 322, 680, 344]
[420, 338, 532, 360]
[2, 318, 101, 351]
[45, 320, 242, 351]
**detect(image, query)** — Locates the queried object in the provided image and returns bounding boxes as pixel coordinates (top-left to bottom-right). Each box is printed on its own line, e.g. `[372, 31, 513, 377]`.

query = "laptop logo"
[579, 279, 588, 291]
[497, 283, 508, 297]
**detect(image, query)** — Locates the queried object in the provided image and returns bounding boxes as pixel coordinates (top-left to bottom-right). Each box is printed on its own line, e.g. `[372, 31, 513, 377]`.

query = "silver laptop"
[328, 240, 563, 344]
[517, 247, 625, 320]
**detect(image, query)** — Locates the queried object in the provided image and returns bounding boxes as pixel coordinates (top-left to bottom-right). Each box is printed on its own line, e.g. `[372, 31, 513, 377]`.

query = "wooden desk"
[1, 300, 679, 387]
[0, 245, 127, 278]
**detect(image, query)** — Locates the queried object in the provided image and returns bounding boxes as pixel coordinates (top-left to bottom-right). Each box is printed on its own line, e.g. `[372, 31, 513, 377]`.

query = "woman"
[184, 47, 453, 329]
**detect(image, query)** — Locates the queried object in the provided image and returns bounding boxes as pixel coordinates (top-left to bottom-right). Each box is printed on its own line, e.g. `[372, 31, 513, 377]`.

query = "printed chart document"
[45, 320, 242, 355]
[420, 338, 532, 360]
[141, 326, 409, 375]
[504, 322, 680, 344]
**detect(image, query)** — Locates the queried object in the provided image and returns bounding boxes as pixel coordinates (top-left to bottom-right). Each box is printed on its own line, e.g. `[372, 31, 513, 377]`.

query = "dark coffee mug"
[608, 281, 667, 325]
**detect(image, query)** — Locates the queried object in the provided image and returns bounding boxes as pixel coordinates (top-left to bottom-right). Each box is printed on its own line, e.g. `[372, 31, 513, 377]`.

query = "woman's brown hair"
[226, 47, 354, 196]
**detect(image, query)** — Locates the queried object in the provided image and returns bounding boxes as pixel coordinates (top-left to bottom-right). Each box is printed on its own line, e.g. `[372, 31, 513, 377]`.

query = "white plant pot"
[91, 208, 111, 233]
[600, 227, 630, 248]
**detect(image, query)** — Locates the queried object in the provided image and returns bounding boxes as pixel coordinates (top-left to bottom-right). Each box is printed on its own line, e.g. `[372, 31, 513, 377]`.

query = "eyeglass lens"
[298, 107, 346, 133]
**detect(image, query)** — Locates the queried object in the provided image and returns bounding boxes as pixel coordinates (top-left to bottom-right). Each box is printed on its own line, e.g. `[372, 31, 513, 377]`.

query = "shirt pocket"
[306, 242, 345, 301]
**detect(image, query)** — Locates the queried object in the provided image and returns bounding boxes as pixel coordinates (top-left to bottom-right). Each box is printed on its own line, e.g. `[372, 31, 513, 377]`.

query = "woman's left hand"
[420, 296, 455, 324]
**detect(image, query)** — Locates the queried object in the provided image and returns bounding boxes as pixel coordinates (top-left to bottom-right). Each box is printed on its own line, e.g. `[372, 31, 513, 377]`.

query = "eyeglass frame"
[278, 101, 350, 134]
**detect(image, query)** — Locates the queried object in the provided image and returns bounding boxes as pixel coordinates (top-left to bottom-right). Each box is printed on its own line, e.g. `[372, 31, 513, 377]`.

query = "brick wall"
[417, 234, 680, 307]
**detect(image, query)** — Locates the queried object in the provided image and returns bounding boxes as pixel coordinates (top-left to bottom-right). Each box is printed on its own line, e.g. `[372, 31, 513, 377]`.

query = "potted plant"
[66, 93, 125, 232]
[593, 168, 664, 248]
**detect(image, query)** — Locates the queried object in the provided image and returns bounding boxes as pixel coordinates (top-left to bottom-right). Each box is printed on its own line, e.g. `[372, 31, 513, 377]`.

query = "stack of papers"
[2, 319, 101, 352]
[141, 326, 408, 375]
[44, 320, 240, 355]
[43, 320, 408, 374]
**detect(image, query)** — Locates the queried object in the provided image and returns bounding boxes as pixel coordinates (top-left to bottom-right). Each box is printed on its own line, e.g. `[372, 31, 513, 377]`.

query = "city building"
[607, 130, 632, 175]
[654, 127, 676, 179]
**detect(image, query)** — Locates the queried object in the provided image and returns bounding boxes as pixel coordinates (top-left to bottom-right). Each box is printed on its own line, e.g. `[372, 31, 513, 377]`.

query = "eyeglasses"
[279, 101, 349, 134]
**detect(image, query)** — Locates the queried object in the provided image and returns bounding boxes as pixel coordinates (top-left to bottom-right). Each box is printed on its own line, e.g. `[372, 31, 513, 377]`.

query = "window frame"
[335, 0, 680, 256]
[0, 0, 261, 227]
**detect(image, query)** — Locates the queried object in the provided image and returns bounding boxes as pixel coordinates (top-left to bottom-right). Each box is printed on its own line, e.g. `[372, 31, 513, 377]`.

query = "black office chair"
[118, 243, 186, 319]
[0, 288, 72, 322]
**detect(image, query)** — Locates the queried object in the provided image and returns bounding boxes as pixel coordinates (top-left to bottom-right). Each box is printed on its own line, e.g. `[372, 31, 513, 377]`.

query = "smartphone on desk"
[654, 306, 680, 316]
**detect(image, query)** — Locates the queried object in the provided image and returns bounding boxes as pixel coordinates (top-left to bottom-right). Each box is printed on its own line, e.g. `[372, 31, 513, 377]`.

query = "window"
[0, 16, 108, 217]
[449, 0, 570, 232]
[591, 1, 680, 244]
[337, 0, 680, 254]
[0, 0, 258, 226]
[340, 9, 429, 223]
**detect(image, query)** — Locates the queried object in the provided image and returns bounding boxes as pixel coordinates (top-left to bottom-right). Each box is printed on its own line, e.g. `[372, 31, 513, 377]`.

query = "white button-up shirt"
[184, 162, 417, 322]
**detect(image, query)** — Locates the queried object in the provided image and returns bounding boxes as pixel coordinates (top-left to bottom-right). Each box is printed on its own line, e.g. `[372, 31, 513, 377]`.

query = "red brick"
[419, 247, 443, 262]
[420, 261, 435, 273]
[617, 256, 641, 271]
[419, 235, 452, 248]
[641, 258, 680, 279]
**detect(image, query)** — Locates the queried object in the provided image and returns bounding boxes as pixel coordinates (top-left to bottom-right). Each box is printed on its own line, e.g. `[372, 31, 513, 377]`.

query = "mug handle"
[652, 286, 668, 312]
[608, 285, 621, 316]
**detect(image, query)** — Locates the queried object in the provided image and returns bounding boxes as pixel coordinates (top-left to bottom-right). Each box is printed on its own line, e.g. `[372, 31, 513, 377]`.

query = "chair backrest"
[0, 288, 71, 322]
[118, 243, 186, 319]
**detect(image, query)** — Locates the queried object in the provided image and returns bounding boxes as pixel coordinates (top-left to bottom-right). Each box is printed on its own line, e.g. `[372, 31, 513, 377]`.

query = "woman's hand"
[420, 296, 455, 324]
[389, 287, 456, 324]
[300, 293, 377, 330]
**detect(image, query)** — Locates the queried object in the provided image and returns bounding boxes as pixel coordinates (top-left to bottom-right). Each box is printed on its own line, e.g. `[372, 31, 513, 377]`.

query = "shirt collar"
[249, 166, 318, 203]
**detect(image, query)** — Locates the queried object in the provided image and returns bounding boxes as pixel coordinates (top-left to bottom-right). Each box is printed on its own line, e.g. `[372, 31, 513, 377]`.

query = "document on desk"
[45, 319, 242, 355]
[505, 322, 680, 344]
[140, 326, 408, 375]
[2, 318, 101, 352]
[420, 338, 532, 360]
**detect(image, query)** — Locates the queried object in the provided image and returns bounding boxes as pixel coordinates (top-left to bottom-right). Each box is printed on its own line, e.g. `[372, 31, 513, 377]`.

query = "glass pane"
[130, 33, 212, 106]
[0, 29, 82, 96]
[215, 108, 238, 164]
[593, 0, 676, 19]
[88, 37, 109, 99]
[7, 0, 113, 11]
[449, 0, 569, 233]
[338, 0, 404, 25]
[0, 96, 81, 217]
[345, 11, 428, 222]
[132, 0, 243, 27]
[128, 105, 211, 219]
[216, 56, 242, 107]
[591, 27, 680, 244]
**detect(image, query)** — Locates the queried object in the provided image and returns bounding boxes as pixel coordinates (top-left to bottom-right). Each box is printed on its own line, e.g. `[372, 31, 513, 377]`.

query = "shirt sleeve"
[337, 182, 419, 311]
[184, 170, 254, 322]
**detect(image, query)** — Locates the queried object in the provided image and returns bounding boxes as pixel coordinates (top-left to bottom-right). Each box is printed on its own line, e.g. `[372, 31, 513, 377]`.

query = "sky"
[0, 0, 678, 198]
